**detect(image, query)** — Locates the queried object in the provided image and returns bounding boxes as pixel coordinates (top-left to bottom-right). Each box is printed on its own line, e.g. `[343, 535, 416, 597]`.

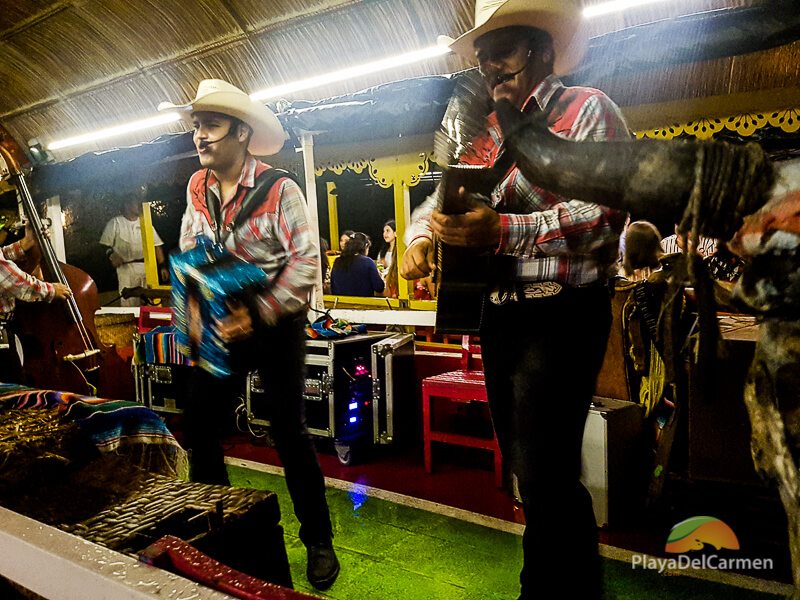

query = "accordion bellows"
[171, 236, 268, 377]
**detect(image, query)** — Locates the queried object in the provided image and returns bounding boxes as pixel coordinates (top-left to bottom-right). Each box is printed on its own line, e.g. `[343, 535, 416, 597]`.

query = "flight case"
[246, 332, 415, 464]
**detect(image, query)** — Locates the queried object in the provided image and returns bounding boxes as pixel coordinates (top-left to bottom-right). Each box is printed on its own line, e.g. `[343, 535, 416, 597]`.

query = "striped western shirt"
[180, 155, 319, 324]
[660, 234, 717, 257]
[0, 240, 55, 316]
[408, 74, 630, 286]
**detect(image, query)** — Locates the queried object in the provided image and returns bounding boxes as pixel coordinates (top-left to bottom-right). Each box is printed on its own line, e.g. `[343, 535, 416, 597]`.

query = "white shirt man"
[100, 200, 165, 306]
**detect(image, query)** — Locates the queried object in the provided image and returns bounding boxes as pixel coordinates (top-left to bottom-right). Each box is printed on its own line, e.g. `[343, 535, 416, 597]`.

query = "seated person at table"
[337, 230, 355, 253]
[621, 221, 663, 282]
[376, 220, 396, 272]
[661, 223, 717, 257]
[330, 232, 384, 297]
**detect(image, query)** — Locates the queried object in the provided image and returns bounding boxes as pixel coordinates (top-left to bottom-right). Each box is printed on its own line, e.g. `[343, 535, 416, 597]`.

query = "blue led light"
[349, 416, 357, 423]
[349, 402, 358, 410]
[348, 483, 368, 511]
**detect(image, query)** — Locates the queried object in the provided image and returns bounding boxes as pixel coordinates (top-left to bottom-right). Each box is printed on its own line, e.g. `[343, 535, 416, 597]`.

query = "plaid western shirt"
[408, 74, 631, 286]
[180, 155, 318, 324]
[0, 240, 55, 316]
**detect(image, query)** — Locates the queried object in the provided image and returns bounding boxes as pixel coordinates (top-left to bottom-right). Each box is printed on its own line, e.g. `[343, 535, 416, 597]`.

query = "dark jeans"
[480, 285, 611, 599]
[183, 312, 333, 547]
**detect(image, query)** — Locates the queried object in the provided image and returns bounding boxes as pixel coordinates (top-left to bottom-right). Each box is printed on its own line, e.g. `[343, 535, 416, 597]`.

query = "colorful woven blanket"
[305, 315, 367, 339]
[0, 383, 187, 478]
[135, 325, 191, 366]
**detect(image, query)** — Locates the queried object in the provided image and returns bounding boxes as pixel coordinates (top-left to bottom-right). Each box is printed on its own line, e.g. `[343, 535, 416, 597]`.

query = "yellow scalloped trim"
[767, 108, 800, 133]
[637, 124, 685, 140]
[684, 117, 725, 140]
[724, 113, 768, 136]
[636, 107, 800, 140]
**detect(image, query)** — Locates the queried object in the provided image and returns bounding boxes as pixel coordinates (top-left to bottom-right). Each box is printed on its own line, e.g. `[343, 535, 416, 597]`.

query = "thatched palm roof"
[0, 0, 793, 160]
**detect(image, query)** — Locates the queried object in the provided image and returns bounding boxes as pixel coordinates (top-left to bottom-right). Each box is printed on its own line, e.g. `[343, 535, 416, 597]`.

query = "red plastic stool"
[137, 306, 173, 333]
[421, 336, 503, 487]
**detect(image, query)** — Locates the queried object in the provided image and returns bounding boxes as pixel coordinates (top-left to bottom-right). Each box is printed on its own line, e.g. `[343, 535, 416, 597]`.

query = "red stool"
[422, 336, 503, 487]
[137, 306, 172, 333]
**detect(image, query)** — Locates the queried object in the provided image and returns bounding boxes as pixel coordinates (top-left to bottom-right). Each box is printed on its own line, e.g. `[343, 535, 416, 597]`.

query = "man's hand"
[21, 225, 37, 252]
[216, 301, 254, 343]
[159, 266, 170, 283]
[401, 238, 435, 280]
[431, 199, 501, 248]
[52, 283, 72, 301]
[108, 251, 124, 269]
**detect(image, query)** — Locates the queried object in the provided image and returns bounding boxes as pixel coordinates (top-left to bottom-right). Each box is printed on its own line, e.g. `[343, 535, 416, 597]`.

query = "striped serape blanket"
[135, 326, 192, 366]
[0, 383, 188, 478]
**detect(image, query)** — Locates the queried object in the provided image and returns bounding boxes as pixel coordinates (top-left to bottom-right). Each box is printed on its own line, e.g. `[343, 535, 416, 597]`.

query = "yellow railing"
[323, 294, 401, 309]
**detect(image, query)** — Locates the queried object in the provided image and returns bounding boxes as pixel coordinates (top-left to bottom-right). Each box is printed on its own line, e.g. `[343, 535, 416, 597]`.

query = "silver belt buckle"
[521, 282, 563, 299]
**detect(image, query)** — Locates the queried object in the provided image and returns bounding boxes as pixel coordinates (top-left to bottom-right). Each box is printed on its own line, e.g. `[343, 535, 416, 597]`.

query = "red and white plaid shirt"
[0, 240, 55, 316]
[180, 155, 318, 324]
[409, 75, 630, 286]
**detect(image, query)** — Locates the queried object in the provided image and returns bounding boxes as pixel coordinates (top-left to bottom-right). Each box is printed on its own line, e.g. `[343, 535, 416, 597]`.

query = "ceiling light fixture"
[48, 112, 182, 151]
[249, 45, 450, 101]
[47, 45, 451, 151]
[583, 0, 672, 18]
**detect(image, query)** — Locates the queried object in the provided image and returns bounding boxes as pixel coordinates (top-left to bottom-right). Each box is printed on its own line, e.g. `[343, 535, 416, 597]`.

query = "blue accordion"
[170, 235, 268, 378]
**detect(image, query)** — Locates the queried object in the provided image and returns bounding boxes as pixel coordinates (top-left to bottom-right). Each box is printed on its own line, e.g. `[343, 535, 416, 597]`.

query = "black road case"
[246, 332, 415, 464]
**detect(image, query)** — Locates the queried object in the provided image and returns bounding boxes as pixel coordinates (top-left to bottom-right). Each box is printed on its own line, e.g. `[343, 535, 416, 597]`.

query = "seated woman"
[337, 230, 355, 252]
[376, 220, 396, 273]
[330, 232, 385, 297]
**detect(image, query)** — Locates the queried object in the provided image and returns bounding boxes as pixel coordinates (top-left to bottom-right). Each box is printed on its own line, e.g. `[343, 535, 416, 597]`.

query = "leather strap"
[205, 167, 300, 245]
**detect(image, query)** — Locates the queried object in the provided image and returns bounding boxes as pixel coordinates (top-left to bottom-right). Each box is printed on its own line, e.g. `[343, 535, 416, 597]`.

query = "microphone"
[491, 50, 532, 88]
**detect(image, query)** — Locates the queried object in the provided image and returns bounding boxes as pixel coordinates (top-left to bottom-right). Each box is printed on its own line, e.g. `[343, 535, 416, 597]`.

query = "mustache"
[491, 66, 526, 88]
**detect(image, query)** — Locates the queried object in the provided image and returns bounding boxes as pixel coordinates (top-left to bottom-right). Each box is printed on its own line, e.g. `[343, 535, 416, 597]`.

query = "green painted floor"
[228, 465, 784, 600]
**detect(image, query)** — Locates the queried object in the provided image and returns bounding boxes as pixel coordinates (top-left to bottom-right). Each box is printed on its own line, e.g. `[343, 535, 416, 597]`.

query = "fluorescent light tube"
[46, 45, 450, 151]
[584, 0, 672, 18]
[48, 112, 182, 150]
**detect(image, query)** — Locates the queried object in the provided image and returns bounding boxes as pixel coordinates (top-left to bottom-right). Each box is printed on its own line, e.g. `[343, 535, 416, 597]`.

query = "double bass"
[0, 125, 130, 398]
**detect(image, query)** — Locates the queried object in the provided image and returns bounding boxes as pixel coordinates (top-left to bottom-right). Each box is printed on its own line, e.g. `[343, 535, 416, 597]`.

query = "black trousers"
[183, 312, 333, 547]
[480, 285, 611, 599]
[0, 323, 22, 384]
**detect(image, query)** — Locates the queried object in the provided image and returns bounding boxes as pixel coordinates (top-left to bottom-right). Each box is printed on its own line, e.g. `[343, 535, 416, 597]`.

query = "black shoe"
[306, 544, 340, 590]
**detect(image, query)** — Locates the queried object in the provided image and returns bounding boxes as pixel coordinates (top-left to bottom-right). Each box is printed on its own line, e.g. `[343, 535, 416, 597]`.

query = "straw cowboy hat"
[158, 79, 286, 156]
[439, 0, 586, 76]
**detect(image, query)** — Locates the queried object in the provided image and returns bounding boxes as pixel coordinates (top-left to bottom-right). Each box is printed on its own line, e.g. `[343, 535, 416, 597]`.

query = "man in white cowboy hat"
[403, 1, 630, 597]
[159, 79, 340, 590]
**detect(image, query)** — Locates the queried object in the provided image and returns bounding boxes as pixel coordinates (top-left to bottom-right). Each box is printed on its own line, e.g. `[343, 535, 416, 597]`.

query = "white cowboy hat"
[438, 0, 586, 76]
[158, 79, 286, 156]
